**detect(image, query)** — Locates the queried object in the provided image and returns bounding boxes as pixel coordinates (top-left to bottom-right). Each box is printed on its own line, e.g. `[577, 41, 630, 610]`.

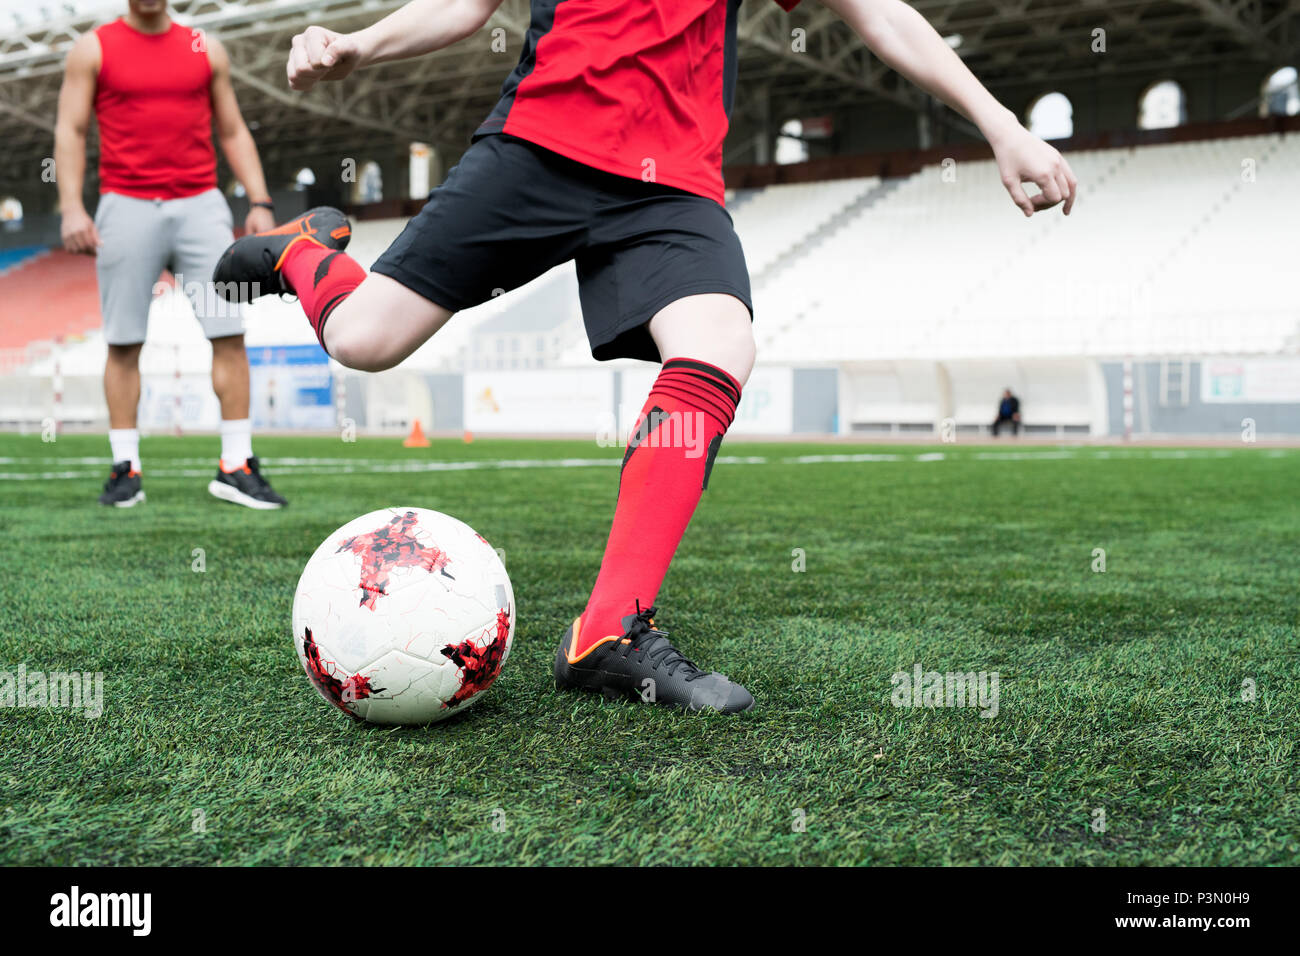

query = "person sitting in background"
[992, 388, 1020, 436]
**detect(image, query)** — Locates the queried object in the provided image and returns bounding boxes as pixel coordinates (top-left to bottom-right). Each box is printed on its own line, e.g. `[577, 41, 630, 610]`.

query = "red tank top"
[94, 18, 216, 199]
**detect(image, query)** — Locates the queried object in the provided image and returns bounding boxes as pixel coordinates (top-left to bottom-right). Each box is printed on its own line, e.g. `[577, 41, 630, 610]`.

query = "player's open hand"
[61, 206, 101, 255]
[989, 123, 1078, 217]
[288, 26, 363, 91]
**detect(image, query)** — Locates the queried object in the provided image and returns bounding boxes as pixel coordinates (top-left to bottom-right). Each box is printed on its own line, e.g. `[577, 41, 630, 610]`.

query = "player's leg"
[95, 192, 164, 507]
[559, 296, 754, 706]
[209, 334, 251, 432]
[208, 334, 274, 503]
[555, 188, 757, 713]
[283, 266, 454, 373]
[242, 225, 455, 371]
[178, 189, 286, 508]
[104, 343, 142, 434]
[103, 343, 144, 499]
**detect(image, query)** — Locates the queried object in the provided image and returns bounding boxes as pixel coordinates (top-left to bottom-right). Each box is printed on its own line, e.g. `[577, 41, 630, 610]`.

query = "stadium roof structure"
[1, 0, 1299, 197]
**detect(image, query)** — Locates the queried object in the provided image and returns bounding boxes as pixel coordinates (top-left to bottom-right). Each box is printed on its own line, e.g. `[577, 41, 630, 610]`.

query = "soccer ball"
[291, 507, 515, 725]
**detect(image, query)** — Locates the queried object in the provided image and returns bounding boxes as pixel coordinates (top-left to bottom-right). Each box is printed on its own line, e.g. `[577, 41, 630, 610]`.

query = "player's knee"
[326, 325, 403, 373]
[209, 333, 245, 354]
[209, 335, 247, 367]
[730, 315, 757, 363]
[708, 307, 756, 383]
[106, 343, 143, 368]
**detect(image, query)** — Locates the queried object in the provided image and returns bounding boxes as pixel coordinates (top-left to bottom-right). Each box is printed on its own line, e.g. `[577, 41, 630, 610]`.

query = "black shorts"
[371, 134, 752, 363]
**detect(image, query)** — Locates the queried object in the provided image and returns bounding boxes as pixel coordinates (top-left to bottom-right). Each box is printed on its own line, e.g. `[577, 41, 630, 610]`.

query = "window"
[1261, 66, 1299, 117]
[359, 161, 383, 203]
[775, 119, 808, 165]
[1138, 80, 1187, 130]
[409, 143, 436, 198]
[1026, 92, 1073, 140]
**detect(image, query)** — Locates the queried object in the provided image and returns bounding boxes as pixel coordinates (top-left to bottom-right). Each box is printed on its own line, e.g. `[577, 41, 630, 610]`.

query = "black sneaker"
[211, 207, 352, 302]
[98, 460, 144, 508]
[207, 456, 287, 510]
[554, 606, 754, 713]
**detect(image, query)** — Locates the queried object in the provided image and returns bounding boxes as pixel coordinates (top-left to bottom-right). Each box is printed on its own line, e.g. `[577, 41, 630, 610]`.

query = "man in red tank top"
[54, 0, 288, 510]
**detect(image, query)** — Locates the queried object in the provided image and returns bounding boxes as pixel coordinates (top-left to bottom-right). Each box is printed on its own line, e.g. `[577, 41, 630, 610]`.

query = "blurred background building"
[1, 0, 1297, 439]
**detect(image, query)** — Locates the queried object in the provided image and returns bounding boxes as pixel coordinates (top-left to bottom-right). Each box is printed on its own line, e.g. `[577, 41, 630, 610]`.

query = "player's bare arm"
[208, 36, 276, 234]
[54, 32, 103, 254]
[287, 0, 505, 91]
[822, 0, 1078, 216]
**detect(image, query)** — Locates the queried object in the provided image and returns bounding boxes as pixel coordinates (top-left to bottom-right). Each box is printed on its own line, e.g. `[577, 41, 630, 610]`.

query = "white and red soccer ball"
[292, 507, 514, 725]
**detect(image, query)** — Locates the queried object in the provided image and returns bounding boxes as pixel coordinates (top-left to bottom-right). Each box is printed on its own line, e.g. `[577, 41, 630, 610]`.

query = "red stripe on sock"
[280, 239, 366, 351]
[574, 357, 742, 656]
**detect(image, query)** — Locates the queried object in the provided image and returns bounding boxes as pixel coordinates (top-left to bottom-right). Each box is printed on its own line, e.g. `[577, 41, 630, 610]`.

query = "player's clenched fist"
[287, 26, 363, 91]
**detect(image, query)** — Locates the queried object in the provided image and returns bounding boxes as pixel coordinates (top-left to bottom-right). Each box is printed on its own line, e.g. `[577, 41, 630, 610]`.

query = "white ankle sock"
[108, 428, 141, 473]
[220, 418, 253, 471]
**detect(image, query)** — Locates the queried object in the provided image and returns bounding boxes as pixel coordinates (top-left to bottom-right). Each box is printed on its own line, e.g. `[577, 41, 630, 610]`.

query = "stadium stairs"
[752, 177, 903, 290]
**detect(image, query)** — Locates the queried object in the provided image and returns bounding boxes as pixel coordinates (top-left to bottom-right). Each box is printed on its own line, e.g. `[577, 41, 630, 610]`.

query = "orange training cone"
[463, 430, 474, 443]
[403, 419, 431, 447]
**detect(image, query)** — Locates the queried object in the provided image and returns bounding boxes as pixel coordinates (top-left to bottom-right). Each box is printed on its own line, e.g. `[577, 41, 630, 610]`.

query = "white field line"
[970, 450, 1078, 461]
[0, 446, 1289, 481]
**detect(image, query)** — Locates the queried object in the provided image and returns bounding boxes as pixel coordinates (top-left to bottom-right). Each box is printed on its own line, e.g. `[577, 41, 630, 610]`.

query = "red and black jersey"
[474, 0, 803, 204]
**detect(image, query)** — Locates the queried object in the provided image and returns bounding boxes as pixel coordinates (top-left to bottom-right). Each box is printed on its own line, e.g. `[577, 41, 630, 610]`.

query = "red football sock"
[574, 357, 742, 657]
[279, 238, 366, 352]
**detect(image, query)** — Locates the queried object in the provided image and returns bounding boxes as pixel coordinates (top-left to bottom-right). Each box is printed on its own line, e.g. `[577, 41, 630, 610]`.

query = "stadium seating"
[1, 131, 1294, 434]
[0, 245, 45, 273]
[0, 248, 101, 350]
[725, 176, 880, 277]
[749, 134, 1298, 363]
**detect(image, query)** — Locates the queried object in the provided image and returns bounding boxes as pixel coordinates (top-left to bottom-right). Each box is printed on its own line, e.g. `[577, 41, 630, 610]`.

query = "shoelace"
[621, 605, 707, 681]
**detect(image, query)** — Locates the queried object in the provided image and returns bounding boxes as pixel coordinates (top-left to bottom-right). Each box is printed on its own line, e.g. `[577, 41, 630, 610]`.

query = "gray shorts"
[94, 188, 244, 346]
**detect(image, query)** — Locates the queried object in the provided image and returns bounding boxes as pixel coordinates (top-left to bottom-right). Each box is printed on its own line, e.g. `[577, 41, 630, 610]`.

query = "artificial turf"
[1, 433, 1296, 865]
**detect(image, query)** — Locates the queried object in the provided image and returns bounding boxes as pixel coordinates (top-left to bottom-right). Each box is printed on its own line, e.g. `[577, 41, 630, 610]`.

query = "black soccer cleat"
[98, 460, 145, 508]
[212, 206, 352, 302]
[207, 456, 287, 510]
[554, 606, 754, 713]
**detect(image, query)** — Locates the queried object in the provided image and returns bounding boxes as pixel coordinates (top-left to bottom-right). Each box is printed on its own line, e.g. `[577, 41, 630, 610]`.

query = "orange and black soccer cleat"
[98, 460, 144, 508]
[554, 605, 754, 713]
[212, 207, 352, 301]
[207, 456, 287, 510]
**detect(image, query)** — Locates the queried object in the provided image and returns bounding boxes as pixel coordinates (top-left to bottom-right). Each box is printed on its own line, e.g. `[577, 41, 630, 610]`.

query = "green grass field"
[1, 433, 1296, 865]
